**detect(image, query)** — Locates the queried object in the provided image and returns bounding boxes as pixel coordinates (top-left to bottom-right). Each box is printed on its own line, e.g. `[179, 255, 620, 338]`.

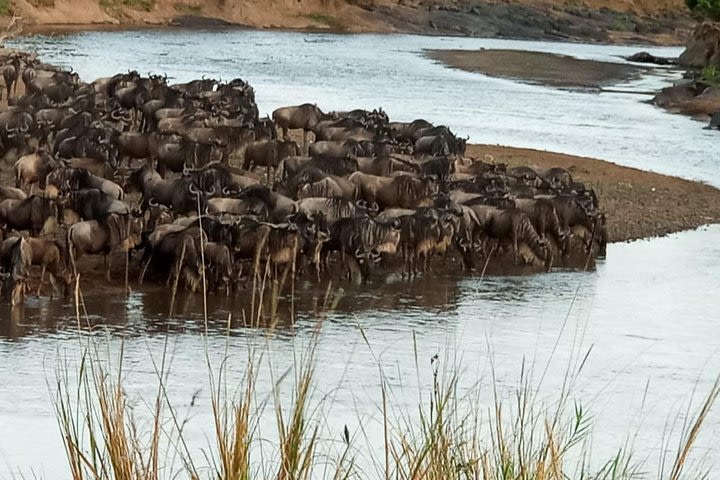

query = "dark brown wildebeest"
[0, 196, 59, 236]
[349, 172, 437, 210]
[243, 139, 301, 181]
[24, 236, 71, 297]
[325, 215, 400, 283]
[309, 140, 361, 159]
[469, 204, 548, 266]
[14, 150, 58, 192]
[126, 163, 214, 215]
[514, 197, 568, 254]
[46, 168, 125, 200]
[67, 214, 143, 281]
[272, 103, 327, 145]
[0, 236, 32, 307]
[0, 185, 27, 201]
[296, 197, 365, 222]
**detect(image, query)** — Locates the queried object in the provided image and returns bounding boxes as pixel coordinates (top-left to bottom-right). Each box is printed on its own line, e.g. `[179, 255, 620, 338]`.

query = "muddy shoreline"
[426, 49, 649, 88]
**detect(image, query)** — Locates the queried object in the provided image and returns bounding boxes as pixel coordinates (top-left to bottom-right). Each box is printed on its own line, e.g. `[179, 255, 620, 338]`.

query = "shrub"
[686, 0, 720, 20]
[0, 0, 10, 16]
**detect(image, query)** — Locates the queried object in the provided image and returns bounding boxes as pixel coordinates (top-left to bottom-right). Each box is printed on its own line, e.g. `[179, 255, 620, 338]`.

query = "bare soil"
[426, 49, 646, 88]
[467, 144, 720, 243]
[2, 0, 692, 45]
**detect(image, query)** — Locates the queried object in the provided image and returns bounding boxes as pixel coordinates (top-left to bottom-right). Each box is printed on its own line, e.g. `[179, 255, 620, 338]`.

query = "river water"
[1, 30, 719, 478]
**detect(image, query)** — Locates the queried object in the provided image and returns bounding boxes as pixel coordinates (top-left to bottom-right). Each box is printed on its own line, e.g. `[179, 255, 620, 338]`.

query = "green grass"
[46, 268, 720, 480]
[701, 65, 720, 86]
[100, 0, 154, 13]
[0, 0, 10, 17]
[686, 0, 720, 19]
[302, 13, 346, 32]
[173, 2, 202, 15]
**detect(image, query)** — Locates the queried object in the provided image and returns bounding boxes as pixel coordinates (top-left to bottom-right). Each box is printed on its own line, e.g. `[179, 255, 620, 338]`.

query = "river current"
[0, 30, 718, 477]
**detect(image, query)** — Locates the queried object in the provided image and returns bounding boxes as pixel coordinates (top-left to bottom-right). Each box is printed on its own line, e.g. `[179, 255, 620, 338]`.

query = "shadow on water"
[4, 270, 473, 340]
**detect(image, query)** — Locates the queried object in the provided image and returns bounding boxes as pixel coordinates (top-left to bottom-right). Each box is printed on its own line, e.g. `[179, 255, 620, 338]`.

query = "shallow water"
[1, 30, 719, 477]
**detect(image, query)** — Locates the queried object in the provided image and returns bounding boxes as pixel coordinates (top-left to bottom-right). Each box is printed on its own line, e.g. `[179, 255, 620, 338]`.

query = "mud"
[425, 49, 646, 88]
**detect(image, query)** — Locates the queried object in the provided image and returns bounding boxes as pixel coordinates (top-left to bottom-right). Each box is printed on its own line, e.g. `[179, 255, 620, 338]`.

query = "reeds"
[49, 261, 719, 480]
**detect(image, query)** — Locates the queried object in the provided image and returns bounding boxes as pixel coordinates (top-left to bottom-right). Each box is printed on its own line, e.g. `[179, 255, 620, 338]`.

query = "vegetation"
[701, 65, 720, 85]
[686, 0, 720, 20]
[27, 0, 56, 7]
[302, 13, 346, 31]
[99, 0, 154, 13]
[0, 0, 10, 17]
[46, 271, 720, 480]
[173, 2, 202, 15]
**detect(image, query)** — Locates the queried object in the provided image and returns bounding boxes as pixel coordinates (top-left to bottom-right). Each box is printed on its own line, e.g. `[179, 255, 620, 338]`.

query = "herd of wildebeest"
[0, 50, 607, 306]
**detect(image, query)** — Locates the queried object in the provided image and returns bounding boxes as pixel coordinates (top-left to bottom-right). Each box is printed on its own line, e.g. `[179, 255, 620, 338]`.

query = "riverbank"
[467, 144, 720, 242]
[426, 49, 648, 88]
[4, 0, 692, 44]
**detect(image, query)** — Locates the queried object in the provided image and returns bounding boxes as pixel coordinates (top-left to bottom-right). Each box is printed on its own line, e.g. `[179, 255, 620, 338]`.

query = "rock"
[652, 83, 701, 108]
[626, 51, 677, 65]
[706, 111, 720, 129]
[679, 22, 720, 69]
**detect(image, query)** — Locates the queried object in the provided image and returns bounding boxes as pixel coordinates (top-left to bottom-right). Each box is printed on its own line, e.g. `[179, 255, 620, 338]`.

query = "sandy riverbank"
[426, 49, 648, 88]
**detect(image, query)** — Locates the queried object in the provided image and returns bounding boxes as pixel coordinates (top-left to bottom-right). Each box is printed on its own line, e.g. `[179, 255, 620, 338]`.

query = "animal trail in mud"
[0, 50, 607, 307]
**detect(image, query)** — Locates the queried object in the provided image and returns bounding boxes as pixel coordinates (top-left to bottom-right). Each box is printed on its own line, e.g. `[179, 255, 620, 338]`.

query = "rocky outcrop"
[0, 0, 692, 44]
[679, 22, 720, 68]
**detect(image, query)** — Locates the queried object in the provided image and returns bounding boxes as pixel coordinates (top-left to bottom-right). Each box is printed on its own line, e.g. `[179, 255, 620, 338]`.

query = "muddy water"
[0, 31, 719, 476]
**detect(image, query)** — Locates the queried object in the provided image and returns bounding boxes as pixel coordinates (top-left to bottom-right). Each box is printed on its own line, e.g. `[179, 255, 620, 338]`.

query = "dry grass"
[49, 252, 720, 480]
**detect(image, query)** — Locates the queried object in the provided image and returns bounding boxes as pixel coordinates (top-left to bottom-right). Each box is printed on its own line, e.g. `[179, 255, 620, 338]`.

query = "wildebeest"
[325, 215, 401, 282]
[243, 139, 301, 179]
[67, 214, 143, 281]
[349, 172, 437, 209]
[272, 103, 327, 144]
[0, 196, 59, 236]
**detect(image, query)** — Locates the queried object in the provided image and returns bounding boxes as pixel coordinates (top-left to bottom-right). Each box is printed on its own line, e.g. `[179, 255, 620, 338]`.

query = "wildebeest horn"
[182, 164, 191, 176]
[148, 198, 159, 207]
[188, 183, 200, 196]
[206, 185, 216, 197]
[356, 199, 367, 209]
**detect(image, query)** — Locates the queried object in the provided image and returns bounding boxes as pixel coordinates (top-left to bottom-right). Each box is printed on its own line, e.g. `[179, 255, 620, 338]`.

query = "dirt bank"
[467, 144, 720, 242]
[426, 49, 646, 88]
[3, 0, 693, 44]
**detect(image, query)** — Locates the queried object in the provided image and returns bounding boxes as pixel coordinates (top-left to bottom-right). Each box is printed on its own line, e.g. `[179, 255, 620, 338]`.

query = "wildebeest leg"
[37, 265, 47, 297]
[48, 272, 59, 300]
[302, 130, 308, 154]
[69, 245, 78, 279]
[104, 253, 112, 282]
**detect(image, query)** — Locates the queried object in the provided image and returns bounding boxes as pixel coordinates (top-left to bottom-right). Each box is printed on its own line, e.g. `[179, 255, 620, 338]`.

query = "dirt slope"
[3, 0, 692, 44]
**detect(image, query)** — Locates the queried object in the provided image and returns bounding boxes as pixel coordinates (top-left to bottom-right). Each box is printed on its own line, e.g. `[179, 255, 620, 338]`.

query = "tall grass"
[49, 260, 720, 480]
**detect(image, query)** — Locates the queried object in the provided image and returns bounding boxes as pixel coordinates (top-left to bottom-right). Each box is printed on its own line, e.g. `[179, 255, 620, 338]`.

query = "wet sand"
[467, 144, 720, 242]
[426, 49, 646, 88]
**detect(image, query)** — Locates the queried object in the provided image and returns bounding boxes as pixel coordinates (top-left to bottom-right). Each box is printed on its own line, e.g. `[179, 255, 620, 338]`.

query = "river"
[0, 30, 719, 478]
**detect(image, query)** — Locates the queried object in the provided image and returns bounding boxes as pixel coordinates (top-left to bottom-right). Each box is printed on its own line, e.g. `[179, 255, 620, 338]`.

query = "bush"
[687, 0, 720, 20]
[0, 0, 10, 16]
